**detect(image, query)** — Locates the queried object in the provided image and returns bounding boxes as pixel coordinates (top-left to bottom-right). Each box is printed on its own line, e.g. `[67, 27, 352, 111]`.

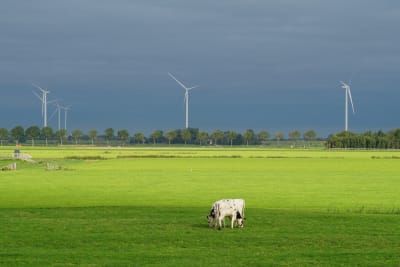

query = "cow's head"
[237, 218, 244, 228]
[207, 208, 215, 227]
[236, 211, 244, 228]
[207, 215, 215, 227]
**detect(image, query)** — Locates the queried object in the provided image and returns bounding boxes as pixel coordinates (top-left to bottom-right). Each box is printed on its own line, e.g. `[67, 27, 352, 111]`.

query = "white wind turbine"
[340, 81, 355, 131]
[32, 84, 51, 127]
[168, 73, 198, 129]
[60, 105, 71, 133]
[49, 100, 62, 130]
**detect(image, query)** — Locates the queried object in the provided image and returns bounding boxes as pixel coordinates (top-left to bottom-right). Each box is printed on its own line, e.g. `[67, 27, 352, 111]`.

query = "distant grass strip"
[64, 155, 106, 160]
[116, 154, 242, 158]
[371, 155, 400, 159]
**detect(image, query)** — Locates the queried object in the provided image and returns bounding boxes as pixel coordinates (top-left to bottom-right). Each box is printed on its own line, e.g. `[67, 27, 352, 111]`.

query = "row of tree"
[0, 126, 319, 146]
[326, 129, 400, 149]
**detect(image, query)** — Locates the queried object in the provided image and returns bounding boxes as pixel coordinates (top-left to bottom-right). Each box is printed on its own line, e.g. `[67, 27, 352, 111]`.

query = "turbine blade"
[61, 105, 72, 111]
[348, 71, 355, 86]
[347, 88, 355, 114]
[32, 83, 49, 93]
[32, 83, 43, 91]
[188, 85, 198, 90]
[168, 72, 188, 90]
[32, 90, 42, 101]
[49, 108, 57, 120]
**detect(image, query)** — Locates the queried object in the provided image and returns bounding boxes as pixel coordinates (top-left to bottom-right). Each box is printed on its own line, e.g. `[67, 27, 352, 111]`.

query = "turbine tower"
[32, 84, 50, 127]
[60, 105, 71, 133]
[168, 73, 198, 129]
[54, 101, 62, 131]
[49, 100, 62, 130]
[340, 81, 355, 131]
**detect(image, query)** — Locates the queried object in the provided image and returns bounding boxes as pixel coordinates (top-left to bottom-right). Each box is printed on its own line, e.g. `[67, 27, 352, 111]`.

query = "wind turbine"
[340, 81, 355, 131]
[50, 101, 63, 131]
[32, 84, 51, 127]
[168, 73, 198, 129]
[60, 105, 71, 133]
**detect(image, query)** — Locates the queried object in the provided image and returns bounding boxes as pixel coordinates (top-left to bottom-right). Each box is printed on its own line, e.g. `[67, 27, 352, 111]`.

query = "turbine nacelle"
[340, 81, 350, 90]
[32, 83, 50, 94]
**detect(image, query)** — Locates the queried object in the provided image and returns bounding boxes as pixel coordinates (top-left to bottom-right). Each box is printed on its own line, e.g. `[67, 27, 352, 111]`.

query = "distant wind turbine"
[168, 73, 198, 129]
[340, 81, 355, 131]
[60, 105, 71, 133]
[56, 102, 61, 131]
[49, 100, 62, 130]
[32, 84, 51, 127]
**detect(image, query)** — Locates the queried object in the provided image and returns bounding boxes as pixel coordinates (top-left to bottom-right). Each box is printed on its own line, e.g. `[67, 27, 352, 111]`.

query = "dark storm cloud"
[1, 1, 399, 136]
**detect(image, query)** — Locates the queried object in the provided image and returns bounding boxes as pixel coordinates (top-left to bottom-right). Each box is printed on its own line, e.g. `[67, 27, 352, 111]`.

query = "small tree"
[11, 126, 25, 145]
[180, 129, 192, 145]
[303, 130, 317, 147]
[134, 132, 145, 144]
[117, 129, 130, 145]
[25, 126, 41, 146]
[275, 132, 284, 146]
[88, 129, 98, 145]
[41, 126, 53, 146]
[150, 130, 162, 145]
[165, 130, 177, 145]
[243, 129, 255, 146]
[257, 131, 270, 145]
[104, 128, 114, 145]
[211, 130, 224, 145]
[196, 131, 208, 146]
[0, 128, 8, 146]
[56, 129, 67, 145]
[227, 131, 237, 146]
[288, 130, 301, 147]
[71, 129, 83, 144]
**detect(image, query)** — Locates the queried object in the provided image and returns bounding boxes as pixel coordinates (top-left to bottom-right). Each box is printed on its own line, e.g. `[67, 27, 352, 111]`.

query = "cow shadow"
[191, 223, 210, 229]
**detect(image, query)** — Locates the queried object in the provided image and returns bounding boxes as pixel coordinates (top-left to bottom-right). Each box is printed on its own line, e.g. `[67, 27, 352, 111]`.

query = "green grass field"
[1, 147, 400, 266]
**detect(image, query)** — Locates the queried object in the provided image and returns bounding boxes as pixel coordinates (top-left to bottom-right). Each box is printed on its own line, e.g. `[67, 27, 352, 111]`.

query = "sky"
[1, 0, 399, 137]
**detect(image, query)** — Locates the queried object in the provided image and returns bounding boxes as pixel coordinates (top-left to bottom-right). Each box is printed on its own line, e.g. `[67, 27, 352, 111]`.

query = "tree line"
[326, 129, 400, 149]
[2, 125, 399, 148]
[0, 126, 320, 147]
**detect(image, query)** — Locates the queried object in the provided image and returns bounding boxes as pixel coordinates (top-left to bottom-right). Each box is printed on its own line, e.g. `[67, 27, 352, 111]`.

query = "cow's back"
[217, 199, 245, 217]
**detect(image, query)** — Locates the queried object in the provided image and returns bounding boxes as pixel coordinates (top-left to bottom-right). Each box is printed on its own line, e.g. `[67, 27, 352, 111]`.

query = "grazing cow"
[215, 201, 244, 230]
[207, 199, 245, 228]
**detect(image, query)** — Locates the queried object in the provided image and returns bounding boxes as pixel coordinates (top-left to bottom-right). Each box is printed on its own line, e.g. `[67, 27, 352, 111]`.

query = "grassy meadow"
[1, 146, 400, 266]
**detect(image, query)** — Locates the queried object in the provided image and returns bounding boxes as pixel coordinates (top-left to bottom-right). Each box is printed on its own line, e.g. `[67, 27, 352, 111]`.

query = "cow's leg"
[231, 213, 236, 229]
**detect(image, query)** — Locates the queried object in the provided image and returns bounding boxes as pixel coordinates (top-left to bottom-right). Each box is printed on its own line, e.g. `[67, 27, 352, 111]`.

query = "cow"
[215, 201, 244, 230]
[207, 199, 245, 228]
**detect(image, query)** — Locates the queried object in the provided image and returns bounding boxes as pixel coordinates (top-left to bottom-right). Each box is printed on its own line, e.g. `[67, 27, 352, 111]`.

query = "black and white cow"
[207, 199, 245, 229]
[215, 201, 244, 230]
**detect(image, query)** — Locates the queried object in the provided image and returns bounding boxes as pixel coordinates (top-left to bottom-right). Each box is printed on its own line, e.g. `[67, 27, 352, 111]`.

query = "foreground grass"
[1, 147, 400, 265]
[1, 207, 400, 266]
